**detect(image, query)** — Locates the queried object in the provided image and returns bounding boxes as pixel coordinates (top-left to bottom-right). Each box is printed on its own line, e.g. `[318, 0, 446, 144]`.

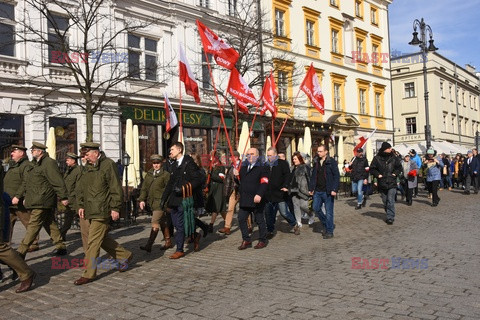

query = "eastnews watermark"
[51, 257, 130, 270]
[350, 50, 426, 65]
[351, 257, 429, 270]
[51, 51, 128, 64]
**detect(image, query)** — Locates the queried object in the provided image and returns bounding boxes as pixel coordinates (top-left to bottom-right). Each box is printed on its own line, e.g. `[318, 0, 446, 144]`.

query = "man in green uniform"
[15, 142, 68, 258]
[74, 142, 133, 285]
[4, 145, 39, 252]
[1, 164, 36, 293]
[60, 152, 82, 241]
[138, 154, 171, 252]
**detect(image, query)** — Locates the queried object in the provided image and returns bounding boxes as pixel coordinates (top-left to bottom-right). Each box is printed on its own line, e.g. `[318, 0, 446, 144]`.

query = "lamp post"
[122, 152, 131, 222]
[409, 18, 438, 150]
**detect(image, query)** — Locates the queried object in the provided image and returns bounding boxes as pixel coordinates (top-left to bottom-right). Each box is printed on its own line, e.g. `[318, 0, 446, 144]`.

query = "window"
[462, 91, 465, 106]
[404, 82, 415, 98]
[440, 81, 444, 98]
[452, 116, 456, 133]
[306, 20, 315, 46]
[459, 117, 463, 134]
[0, 113, 24, 160]
[359, 89, 366, 114]
[47, 13, 69, 64]
[372, 44, 379, 65]
[375, 92, 381, 116]
[330, 0, 338, 7]
[228, 0, 237, 16]
[449, 84, 453, 101]
[331, 29, 339, 53]
[355, 0, 363, 18]
[199, 0, 209, 8]
[0, 2, 15, 57]
[201, 50, 212, 90]
[443, 114, 447, 131]
[128, 34, 158, 81]
[275, 9, 285, 37]
[334, 83, 341, 111]
[356, 38, 363, 57]
[371, 7, 378, 25]
[278, 71, 288, 103]
[49, 117, 77, 172]
[475, 96, 478, 110]
[406, 117, 417, 134]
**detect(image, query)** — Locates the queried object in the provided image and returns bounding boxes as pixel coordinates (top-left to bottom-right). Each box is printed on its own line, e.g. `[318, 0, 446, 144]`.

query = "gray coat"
[289, 164, 311, 200]
[401, 160, 418, 189]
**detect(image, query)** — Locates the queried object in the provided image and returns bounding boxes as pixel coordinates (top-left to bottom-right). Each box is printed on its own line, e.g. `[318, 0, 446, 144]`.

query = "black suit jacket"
[238, 159, 269, 209]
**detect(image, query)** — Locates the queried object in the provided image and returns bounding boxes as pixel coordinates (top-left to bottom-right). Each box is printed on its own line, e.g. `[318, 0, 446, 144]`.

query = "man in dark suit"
[463, 150, 479, 195]
[237, 148, 269, 250]
[161, 142, 203, 259]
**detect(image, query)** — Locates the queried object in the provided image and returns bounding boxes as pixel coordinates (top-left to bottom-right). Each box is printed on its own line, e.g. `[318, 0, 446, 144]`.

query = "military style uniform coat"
[18, 153, 68, 210]
[138, 168, 170, 211]
[205, 165, 226, 213]
[4, 157, 32, 210]
[237, 160, 269, 209]
[63, 164, 83, 210]
[77, 152, 123, 220]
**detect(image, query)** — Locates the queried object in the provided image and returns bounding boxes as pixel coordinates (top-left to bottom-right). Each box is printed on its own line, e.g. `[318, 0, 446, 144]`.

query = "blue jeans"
[379, 188, 396, 221]
[265, 201, 297, 232]
[351, 180, 365, 205]
[312, 191, 335, 234]
[170, 205, 185, 252]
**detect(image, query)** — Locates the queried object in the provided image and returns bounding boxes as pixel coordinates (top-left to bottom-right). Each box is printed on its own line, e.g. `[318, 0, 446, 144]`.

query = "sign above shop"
[122, 106, 211, 127]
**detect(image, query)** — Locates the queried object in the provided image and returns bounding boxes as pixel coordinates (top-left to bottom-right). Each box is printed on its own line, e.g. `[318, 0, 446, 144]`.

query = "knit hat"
[409, 149, 416, 155]
[379, 142, 392, 152]
[426, 148, 435, 155]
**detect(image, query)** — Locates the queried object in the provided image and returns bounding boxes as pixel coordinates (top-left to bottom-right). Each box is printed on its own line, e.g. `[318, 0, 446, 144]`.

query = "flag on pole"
[353, 128, 377, 154]
[300, 63, 325, 114]
[236, 100, 250, 115]
[260, 72, 278, 118]
[227, 67, 259, 107]
[196, 20, 239, 70]
[179, 44, 200, 103]
[164, 92, 178, 133]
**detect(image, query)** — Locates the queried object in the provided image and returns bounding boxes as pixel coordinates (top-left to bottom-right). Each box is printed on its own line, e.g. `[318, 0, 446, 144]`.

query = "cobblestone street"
[1, 188, 479, 319]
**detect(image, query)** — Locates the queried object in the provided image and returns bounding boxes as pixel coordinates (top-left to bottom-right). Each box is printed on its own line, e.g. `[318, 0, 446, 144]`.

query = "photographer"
[422, 148, 444, 207]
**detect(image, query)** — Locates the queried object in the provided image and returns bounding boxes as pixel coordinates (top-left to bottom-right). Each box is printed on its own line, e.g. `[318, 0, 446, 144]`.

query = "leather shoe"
[254, 241, 267, 249]
[169, 251, 185, 259]
[237, 241, 252, 250]
[74, 277, 93, 285]
[293, 225, 300, 235]
[118, 254, 133, 272]
[15, 272, 36, 293]
[355, 204, 362, 210]
[218, 227, 231, 235]
[53, 248, 67, 256]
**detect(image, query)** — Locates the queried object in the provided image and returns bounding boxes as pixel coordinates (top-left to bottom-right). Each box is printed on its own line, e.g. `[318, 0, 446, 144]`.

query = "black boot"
[196, 218, 209, 238]
[140, 228, 159, 253]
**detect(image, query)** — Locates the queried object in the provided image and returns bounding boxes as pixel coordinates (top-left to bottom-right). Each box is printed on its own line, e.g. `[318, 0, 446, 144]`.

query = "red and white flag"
[179, 44, 200, 103]
[260, 72, 278, 118]
[227, 67, 259, 108]
[300, 63, 325, 115]
[196, 20, 239, 70]
[353, 128, 377, 154]
[164, 92, 178, 133]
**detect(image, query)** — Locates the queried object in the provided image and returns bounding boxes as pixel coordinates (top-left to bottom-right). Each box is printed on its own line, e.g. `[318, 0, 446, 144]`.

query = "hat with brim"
[150, 154, 164, 162]
[11, 145, 27, 151]
[66, 152, 79, 160]
[80, 142, 101, 152]
[30, 141, 47, 150]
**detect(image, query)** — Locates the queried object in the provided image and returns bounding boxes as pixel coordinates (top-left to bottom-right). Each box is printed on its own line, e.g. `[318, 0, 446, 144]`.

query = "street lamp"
[409, 18, 438, 150]
[122, 152, 131, 222]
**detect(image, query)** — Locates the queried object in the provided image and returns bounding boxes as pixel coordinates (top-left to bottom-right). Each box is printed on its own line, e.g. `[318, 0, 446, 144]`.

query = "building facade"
[391, 52, 480, 152]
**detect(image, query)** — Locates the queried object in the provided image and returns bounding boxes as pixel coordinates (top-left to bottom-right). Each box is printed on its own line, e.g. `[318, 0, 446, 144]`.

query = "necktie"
[248, 165, 252, 171]
[468, 158, 471, 165]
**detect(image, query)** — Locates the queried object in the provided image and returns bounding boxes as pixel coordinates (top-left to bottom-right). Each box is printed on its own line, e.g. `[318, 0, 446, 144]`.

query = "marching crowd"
[1, 140, 479, 293]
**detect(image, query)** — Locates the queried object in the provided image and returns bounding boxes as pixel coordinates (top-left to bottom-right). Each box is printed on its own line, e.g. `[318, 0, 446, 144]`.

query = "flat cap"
[31, 141, 47, 150]
[80, 142, 101, 150]
[66, 152, 79, 159]
[150, 154, 164, 162]
[11, 145, 27, 151]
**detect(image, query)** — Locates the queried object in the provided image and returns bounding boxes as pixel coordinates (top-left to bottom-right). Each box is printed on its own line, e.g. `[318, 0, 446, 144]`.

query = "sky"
[389, 0, 480, 73]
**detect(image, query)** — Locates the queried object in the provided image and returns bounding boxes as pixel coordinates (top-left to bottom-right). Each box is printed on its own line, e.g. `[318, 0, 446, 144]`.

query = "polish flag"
[196, 20, 239, 70]
[260, 72, 278, 118]
[300, 63, 325, 114]
[179, 44, 200, 103]
[353, 128, 377, 154]
[164, 92, 178, 133]
[227, 67, 259, 107]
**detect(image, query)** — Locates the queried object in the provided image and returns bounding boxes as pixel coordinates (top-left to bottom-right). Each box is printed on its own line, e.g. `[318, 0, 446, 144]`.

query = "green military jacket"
[138, 168, 170, 211]
[63, 164, 82, 210]
[19, 153, 68, 209]
[77, 153, 123, 220]
[3, 157, 32, 210]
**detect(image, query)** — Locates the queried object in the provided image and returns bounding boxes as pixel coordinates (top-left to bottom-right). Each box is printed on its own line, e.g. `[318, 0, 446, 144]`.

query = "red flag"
[227, 68, 259, 107]
[164, 93, 178, 133]
[179, 45, 200, 103]
[236, 100, 250, 115]
[196, 20, 239, 70]
[353, 128, 377, 154]
[260, 72, 278, 118]
[300, 63, 325, 114]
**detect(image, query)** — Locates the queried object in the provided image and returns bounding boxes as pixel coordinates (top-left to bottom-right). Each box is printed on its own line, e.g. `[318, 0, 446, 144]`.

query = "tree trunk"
[86, 107, 94, 143]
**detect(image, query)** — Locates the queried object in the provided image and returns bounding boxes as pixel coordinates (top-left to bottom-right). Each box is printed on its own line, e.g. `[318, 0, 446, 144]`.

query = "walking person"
[401, 154, 418, 206]
[288, 152, 311, 230]
[138, 155, 172, 253]
[349, 147, 370, 210]
[409, 149, 422, 197]
[206, 154, 226, 233]
[237, 148, 269, 250]
[14, 142, 68, 258]
[462, 150, 479, 195]
[472, 148, 480, 192]
[370, 142, 402, 225]
[74, 142, 133, 285]
[60, 153, 83, 241]
[218, 151, 241, 235]
[422, 148, 444, 206]
[309, 145, 340, 239]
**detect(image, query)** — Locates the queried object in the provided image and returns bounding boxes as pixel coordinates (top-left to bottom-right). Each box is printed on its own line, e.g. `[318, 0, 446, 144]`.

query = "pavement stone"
[1, 188, 480, 319]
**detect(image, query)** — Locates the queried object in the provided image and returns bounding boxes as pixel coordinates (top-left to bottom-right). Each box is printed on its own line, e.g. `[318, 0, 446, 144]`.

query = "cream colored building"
[262, 0, 394, 163]
[391, 52, 480, 153]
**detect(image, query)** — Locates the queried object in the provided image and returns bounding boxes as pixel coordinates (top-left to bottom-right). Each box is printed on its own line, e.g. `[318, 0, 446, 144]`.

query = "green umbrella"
[182, 183, 195, 238]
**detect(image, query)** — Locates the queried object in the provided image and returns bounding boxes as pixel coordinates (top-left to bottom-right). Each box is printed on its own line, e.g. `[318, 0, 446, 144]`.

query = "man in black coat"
[237, 148, 269, 250]
[349, 147, 370, 210]
[161, 142, 203, 259]
[264, 147, 298, 238]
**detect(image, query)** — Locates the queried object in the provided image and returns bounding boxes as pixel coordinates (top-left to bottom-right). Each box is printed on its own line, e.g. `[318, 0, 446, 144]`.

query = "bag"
[408, 169, 417, 177]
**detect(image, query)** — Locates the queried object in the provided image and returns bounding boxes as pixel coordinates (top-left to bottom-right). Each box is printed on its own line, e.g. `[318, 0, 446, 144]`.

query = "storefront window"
[0, 113, 24, 162]
[121, 122, 158, 173]
[49, 117, 77, 172]
[184, 127, 209, 167]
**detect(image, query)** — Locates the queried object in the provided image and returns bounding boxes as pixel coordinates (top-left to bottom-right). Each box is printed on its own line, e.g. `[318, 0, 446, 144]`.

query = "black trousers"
[426, 180, 440, 204]
[238, 206, 266, 243]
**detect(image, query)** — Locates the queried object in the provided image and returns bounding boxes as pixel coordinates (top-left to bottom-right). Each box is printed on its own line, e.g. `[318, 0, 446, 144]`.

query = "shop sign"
[396, 134, 422, 142]
[122, 106, 211, 127]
